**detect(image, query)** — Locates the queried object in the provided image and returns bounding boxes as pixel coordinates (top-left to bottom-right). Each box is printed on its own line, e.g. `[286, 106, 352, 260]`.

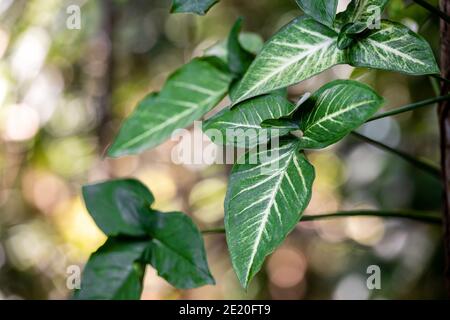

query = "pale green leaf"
[295, 0, 339, 27]
[297, 80, 384, 149]
[225, 140, 315, 287]
[349, 21, 440, 75]
[231, 16, 344, 105]
[171, 0, 219, 15]
[203, 94, 298, 148]
[108, 57, 232, 157]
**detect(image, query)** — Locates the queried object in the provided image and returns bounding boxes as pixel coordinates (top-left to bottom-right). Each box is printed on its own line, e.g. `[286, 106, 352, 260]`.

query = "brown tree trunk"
[439, 0, 450, 297]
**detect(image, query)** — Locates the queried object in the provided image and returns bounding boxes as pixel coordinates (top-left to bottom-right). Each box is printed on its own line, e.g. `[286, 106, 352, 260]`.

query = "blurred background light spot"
[0, 27, 9, 59]
[52, 196, 106, 259]
[4, 219, 56, 270]
[137, 167, 179, 211]
[45, 137, 96, 177]
[333, 274, 370, 300]
[1, 103, 40, 141]
[346, 145, 385, 185]
[23, 67, 64, 125]
[21, 169, 70, 214]
[267, 247, 307, 289]
[10, 27, 50, 82]
[346, 217, 385, 246]
[189, 178, 226, 225]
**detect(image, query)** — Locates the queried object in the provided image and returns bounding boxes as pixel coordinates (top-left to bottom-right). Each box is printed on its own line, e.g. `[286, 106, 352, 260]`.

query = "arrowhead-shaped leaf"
[142, 211, 214, 289]
[108, 57, 232, 157]
[74, 238, 147, 300]
[295, 0, 339, 27]
[349, 21, 440, 75]
[171, 0, 219, 15]
[225, 140, 315, 287]
[82, 179, 154, 237]
[231, 16, 344, 105]
[297, 80, 384, 149]
[203, 94, 298, 148]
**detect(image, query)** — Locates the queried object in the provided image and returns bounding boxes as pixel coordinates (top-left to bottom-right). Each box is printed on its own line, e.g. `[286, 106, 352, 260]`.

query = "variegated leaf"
[108, 57, 232, 157]
[349, 21, 440, 75]
[295, 0, 339, 27]
[231, 16, 345, 105]
[336, 0, 389, 30]
[297, 80, 384, 149]
[203, 94, 298, 148]
[225, 140, 315, 287]
[171, 0, 219, 15]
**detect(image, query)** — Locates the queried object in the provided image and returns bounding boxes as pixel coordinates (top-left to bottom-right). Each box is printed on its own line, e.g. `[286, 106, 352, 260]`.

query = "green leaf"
[225, 140, 315, 287]
[82, 179, 154, 237]
[108, 57, 232, 157]
[337, 0, 389, 30]
[142, 211, 214, 289]
[231, 16, 344, 105]
[228, 18, 255, 76]
[203, 94, 298, 148]
[260, 119, 300, 131]
[74, 238, 147, 300]
[297, 80, 384, 149]
[170, 0, 219, 15]
[295, 0, 339, 27]
[204, 33, 263, 64]
[349, 21, 440, 75]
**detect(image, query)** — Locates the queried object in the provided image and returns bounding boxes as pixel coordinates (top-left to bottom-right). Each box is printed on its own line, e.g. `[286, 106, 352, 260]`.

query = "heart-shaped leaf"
[82, 179, 154, 237]
[108, 57, 232, 157]
[142, 211, 214, 289]
[297, 80, 384, 149]
[203, 94, 298, 148]
[231, 16, 344, 105]
[295, 0, 339, 27]
[171, 0, 219, 15]
[74, 239, 147, 300]
[225, 140, 315, 287]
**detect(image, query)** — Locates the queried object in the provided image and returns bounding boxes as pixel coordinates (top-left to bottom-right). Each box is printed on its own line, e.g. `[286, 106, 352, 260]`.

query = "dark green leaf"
[82, 179, 154, 237]
[295, 0, 339, 27]
[203, 94, 298, 148]
[225, 140, 315, 287]
[74, 238, 147, 300]
[108, 57, 232, 157]
[297, 80, 384, 149]
[260, 119, 299, 131]
[142, 211, 214, 289]
[228, 18, 255, 76]
[171, 0, 219, 15]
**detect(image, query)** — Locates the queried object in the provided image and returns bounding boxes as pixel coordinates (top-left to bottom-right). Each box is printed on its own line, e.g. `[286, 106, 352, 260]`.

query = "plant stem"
[350, 131, 441, 178]
[367, 94, 450, 122]
[414, 0, 450, 23]
[202, 210, 442, 234]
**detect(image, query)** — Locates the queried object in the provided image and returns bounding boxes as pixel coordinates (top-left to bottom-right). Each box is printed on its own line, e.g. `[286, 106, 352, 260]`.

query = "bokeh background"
[0, 0, 446, 299]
